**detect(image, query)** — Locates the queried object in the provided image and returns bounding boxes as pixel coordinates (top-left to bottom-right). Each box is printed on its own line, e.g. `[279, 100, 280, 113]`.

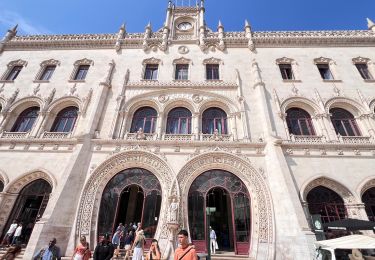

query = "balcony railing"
[125, 132, 157, 141]
[163, 134, 194, 141]
[0, 131, 30, 139]
[289, 135, 326, 144]
[201, 133, 233, 142]
[338, 135, 372, 144]
[41, 132, 71, 139]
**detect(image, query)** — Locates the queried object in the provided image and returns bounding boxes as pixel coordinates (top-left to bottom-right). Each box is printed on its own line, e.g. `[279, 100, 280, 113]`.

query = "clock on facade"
[177, 22, 193, 31]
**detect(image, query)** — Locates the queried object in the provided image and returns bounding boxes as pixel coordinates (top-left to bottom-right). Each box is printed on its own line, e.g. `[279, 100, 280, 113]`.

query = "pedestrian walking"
[33, 238, 61, 260]
[10, 224, 22, 246]
[1, 220, 17, 247]
[131, 229, 145, 260]
[72, 235, 91, 260]
[209, 227, 218, 254]
[174, 230, 198, 260]
[123, 231, 134, 260]
[111, 230, 121, 258]
[93, 234, 114, 260]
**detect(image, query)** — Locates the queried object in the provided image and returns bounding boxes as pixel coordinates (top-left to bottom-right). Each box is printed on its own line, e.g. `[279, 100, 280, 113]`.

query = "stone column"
[156, 112, 164, 140]
[0, 112, 12, 132]
[229, 113, 238, 141]
[254, 80, 313, 259]
[0, 192, 18, 234]
[118, 111, 128, 139]
[192, 113, 199, 140]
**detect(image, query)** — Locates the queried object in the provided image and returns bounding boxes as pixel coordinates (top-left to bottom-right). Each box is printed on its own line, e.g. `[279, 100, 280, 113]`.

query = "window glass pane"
[330, 108, 359, 136]
[51, 107, 78, 132]
[234, 194, 251, 242]
[74, 65, 90, 80]
[6, 66, 23, 80]
[355, 64, 373, 80]
[202, 108, 228, 134]
[166, 107, 192, 134]
[12, 107, 40, 132]
[144, 64, 158, 80]
[130, 107, 157, 134]
[279, 64, 294, 80]
[317, 64, 334, 80]
[142, 191, 161, 238]
[206, 64, 219, 80]
[188, 192, 205, 240]
[286, 108, 315, 136]
[175, 64, 189, 80]
[39, 65, 56, 80]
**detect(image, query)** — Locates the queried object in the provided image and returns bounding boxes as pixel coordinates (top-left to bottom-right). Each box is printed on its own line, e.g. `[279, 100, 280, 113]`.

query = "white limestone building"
[0, 1, 375, 259]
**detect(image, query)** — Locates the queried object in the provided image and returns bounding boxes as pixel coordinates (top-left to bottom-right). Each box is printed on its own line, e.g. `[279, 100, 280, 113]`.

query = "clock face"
[178, 22, 193, 31]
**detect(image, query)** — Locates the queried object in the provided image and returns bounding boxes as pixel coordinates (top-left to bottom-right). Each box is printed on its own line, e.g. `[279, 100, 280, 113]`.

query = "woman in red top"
[72, 235, 91, 260]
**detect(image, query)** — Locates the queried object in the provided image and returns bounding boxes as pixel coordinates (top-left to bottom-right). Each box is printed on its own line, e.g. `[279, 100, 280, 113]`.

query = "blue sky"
[0, 0, 375, 36]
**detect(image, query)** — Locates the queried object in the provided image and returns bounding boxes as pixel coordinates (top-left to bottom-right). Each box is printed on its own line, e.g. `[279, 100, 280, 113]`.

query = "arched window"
[51, 106, 78, 132]
[286, 108, 315, 136]
[0, 180, 4, 192]
[330, 108, 360, 136]
[307, 186, 347, 223]
[166, 107, 192, 134]
[202, 108, 228, 135]
[362, 187, 375, 222]
[11, 107, 40, 132]
[130, 107, 157, 134]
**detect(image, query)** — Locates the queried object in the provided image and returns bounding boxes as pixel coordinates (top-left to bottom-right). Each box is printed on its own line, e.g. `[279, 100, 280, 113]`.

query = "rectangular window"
[317, 64, 334, 80]
[279, 64, 294, 80]
[355, 64, 373, 80]
[144, 64, 158, 80]
[74, 65, 90, 80]
[6, 66, 23, 81]
[39, 65, 56, 81]
[175, 64, 189, 80]
[206, 64, 220, 80]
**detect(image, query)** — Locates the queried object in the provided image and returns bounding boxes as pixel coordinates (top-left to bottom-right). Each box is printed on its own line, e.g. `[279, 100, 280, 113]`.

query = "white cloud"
[0, 10, 52, 35]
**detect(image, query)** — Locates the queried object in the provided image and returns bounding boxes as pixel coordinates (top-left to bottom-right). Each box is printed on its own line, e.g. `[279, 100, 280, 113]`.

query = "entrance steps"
[0, 247, 26, 259]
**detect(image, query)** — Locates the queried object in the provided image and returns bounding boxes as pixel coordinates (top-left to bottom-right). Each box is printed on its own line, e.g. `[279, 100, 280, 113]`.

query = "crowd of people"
[0, 220, 201, 260]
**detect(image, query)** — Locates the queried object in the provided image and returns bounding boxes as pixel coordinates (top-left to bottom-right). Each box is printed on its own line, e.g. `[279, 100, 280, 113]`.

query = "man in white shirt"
[209, 227, 217, 254]
[11, 223, 22, 246]
[2, 220, 18, 246]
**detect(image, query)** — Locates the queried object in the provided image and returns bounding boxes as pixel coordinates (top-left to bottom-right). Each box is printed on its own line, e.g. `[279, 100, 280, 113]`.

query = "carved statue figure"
[210, 129, 223, 141]
[168, 198, 179, 223]
[136, 128, 146, 140]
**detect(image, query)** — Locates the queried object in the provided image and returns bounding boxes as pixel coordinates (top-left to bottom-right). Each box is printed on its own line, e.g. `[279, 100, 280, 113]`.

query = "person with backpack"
[174, 230, 198, 260]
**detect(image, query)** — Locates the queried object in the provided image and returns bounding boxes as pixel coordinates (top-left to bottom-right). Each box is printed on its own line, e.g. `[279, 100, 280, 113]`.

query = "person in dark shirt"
[93, 234, 114, 260]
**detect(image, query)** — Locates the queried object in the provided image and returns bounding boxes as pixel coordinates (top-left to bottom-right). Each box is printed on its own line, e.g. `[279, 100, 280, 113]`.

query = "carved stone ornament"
[352, 57, 371, 64]
[74, 58, 94, 66]
[192, 94, 203, 103]
[172, 57, 191, 65]
[314, 57, 333, 64]
[158, 94, 169, 103]
[40, 59, 60, 67]
[6, 59, 28, 68]
[178, 46, 189, 54]
[276, 57, 295, 64]
[202, 57, 223, 65]
[142, 57, 162, 65]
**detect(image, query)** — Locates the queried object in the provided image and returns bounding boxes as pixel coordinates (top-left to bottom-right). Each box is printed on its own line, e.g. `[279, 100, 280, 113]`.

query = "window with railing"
[286, 108, 315, 136]
[51, 106, 78, 132]
[11, 107, 40, 132]
[130, 107, 157, 134]
[330, 108, 361, 136]
[202, 108, 228, 134]
[166, 107, 192, 134]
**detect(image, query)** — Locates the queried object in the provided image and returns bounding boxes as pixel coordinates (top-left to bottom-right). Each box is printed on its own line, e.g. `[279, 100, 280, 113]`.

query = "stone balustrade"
[0, 131, 30, 139]
[41, 132, 71, 139]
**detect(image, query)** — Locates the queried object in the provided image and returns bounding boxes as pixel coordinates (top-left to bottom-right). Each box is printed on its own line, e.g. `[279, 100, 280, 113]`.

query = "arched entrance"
[97, 168, 162, 242]
[362, 187, 375, 222]
[2, 179, 52, 244]
[188, 170, 251, 255]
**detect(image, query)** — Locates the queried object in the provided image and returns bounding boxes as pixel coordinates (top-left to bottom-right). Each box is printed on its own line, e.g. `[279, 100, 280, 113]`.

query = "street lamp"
[206, 207, 216, 260]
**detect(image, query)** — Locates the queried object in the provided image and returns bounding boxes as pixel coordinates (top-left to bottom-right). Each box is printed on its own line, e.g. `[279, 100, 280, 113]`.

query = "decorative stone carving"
[352, 57, 371, 64]
[191, 94, 202, 103]
[314, 57, 334, 64]
[135, 128, 146, 140]
[142, 57, 162, 65]
[202, 57, 223, 65]
[74, 58, 94, 66]
[178, 46, 189, 54]
[172, 57, 191, 65]
[158, 94, 169, 103]
[210, 129, 223, 141]
[168, 197, 179, 223]
[302, 177, 356, 204]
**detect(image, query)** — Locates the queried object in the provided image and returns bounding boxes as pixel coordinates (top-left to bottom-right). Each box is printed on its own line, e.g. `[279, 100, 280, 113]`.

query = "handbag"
[215, 241, 219, 250]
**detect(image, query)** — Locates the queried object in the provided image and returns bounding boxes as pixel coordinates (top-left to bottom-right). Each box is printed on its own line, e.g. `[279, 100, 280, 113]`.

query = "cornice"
[3, 29, 375, 51]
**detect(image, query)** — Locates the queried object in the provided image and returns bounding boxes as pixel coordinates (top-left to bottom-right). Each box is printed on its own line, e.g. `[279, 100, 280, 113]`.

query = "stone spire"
[367, 18, 375, 32]
[143, 22, 152, 50]
[244, 20, 255, 52]
[217, 20, 225, 51]
[115, 23, 126, 52]
[0, 24, 18, 54]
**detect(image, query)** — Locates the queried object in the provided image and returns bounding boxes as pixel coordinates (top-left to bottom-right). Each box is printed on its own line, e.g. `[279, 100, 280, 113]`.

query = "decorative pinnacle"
[367, 18, 375, 31]
[146, 21, 152, 29]
[11, 24, 18, 33]
[218, 20, 224, 29]
[245, 19, 251, 28]
[120, 23, 126, 31]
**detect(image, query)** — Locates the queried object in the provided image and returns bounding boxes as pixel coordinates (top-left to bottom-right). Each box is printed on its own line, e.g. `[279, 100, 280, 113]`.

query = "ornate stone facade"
[0, 2, 374, 260]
